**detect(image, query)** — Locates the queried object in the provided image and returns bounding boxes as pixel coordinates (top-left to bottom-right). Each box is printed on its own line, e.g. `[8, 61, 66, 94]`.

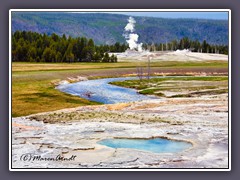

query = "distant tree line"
[12, 31, 228, 63]
[11, 31, 127, 63]
[143, 37, 228, 55]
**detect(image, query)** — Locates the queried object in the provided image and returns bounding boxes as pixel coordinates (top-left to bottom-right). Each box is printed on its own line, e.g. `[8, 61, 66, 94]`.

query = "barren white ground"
[12, 93, 228, 169]
[113, 50, 228, 62]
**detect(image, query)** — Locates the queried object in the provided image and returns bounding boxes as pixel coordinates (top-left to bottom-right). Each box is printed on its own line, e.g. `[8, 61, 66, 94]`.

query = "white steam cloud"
[124, 17, 143, 52]
[124, 17, 135, 32]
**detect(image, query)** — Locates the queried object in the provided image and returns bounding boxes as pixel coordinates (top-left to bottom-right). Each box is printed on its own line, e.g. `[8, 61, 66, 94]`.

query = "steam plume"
[124, 17, 143, 52]
[124, 17, 135, 32]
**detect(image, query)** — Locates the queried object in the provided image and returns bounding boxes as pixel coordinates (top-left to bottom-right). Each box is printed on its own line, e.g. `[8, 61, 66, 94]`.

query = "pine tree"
[102, 52, 110, 62]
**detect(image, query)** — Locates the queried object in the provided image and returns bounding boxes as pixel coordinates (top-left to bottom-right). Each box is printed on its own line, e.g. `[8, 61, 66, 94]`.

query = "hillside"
[11, 12, 229, 45]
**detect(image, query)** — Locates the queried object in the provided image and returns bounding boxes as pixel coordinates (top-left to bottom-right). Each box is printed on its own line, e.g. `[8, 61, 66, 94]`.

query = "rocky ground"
[12, 93, 229, 169]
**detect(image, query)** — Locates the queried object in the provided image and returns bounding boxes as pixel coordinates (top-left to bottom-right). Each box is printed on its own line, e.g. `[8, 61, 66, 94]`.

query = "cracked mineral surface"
[12, 93, 228, 169]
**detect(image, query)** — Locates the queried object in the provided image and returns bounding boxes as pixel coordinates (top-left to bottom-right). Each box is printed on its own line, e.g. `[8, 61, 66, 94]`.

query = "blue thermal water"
[98, 138, 192, 153]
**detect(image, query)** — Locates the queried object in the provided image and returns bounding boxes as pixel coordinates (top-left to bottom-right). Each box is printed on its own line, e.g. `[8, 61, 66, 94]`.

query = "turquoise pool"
[98, 138, 192, 153]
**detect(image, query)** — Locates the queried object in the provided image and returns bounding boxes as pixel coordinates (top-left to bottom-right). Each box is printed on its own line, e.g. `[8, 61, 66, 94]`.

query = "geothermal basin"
[12, 75, 228, 168]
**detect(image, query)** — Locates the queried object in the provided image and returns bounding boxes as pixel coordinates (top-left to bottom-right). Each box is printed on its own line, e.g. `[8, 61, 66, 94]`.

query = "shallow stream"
[57, 77, 157, 104]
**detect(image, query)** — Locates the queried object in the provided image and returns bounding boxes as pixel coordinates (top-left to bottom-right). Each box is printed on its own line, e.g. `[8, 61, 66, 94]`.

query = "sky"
[73, 11, 228, 20]
[106, 12, 228, 20]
